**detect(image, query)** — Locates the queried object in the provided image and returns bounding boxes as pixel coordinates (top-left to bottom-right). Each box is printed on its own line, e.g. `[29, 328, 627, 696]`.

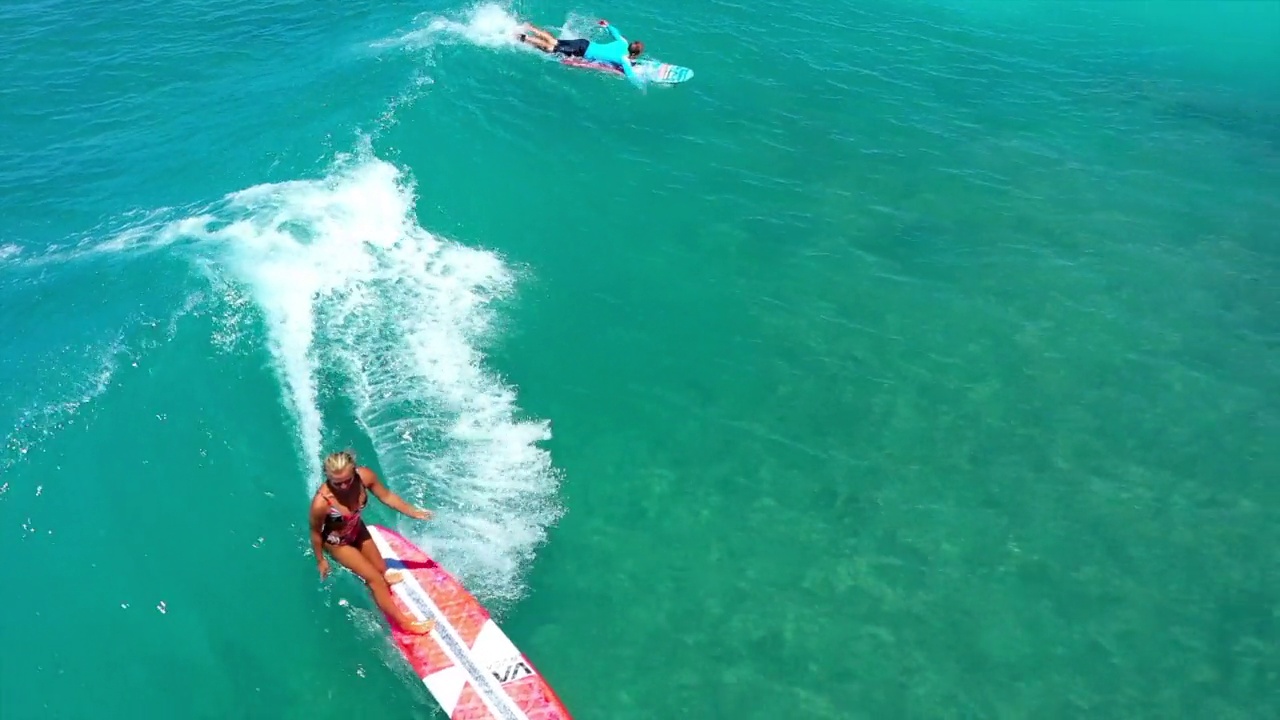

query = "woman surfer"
[308, 450, 435, 634]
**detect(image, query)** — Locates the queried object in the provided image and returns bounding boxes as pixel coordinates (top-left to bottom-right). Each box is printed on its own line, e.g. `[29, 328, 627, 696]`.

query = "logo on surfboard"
[488, 657, 535, 684]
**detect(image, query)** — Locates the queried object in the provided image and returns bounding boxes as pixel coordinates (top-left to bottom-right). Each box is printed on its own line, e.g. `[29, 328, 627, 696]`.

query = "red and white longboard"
[368, 524, 573, 720]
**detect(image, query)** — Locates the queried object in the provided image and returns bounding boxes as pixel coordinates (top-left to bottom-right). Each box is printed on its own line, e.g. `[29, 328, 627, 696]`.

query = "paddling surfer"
[518, 19, 645, 87]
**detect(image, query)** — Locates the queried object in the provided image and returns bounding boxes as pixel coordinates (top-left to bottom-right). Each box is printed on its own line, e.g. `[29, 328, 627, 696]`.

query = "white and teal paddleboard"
[561, 56, 694, 84]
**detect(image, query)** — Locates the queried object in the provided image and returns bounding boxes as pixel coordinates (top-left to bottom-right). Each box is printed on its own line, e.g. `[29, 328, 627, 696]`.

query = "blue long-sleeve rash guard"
[585, 25, 642, 85]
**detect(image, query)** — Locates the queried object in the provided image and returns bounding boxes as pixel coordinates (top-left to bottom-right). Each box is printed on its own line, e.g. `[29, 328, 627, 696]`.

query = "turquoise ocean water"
[2, 0, 1278, 717]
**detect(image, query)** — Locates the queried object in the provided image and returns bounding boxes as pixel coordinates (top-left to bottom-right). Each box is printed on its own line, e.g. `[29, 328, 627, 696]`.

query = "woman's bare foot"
[384, 569, 404, 585]
[402, 618, 435, 635]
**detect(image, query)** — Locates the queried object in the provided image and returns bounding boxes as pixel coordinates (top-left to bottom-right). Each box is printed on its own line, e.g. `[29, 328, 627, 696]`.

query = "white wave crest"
[171, 144, 562, 603]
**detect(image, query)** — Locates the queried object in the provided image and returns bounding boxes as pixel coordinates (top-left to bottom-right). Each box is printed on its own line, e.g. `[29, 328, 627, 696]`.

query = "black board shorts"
[553, 39, 590, 57]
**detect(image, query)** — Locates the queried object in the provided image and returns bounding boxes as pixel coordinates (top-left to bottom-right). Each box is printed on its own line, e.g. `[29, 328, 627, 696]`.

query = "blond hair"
[323, 450, 356, 476]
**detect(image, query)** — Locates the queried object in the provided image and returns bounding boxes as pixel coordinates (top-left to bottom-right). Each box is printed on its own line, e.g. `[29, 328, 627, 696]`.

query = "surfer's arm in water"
[612, 52, 641, 86]
[308, 498, 331, 578]
[620, 58, 641, 86]
[363, 467, 433, 520]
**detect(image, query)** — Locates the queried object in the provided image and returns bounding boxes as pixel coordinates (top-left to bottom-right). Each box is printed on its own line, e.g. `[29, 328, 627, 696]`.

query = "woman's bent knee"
[363, 574, 391, 592]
